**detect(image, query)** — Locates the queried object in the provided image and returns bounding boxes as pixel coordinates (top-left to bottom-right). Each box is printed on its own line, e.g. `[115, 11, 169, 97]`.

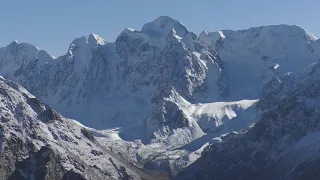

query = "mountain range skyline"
[1, 18, 318, 59]
[1, 0, 319, 56]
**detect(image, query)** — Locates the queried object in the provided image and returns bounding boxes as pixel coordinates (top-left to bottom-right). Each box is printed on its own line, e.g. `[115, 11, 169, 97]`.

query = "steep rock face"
[7, 146, 66, 180]
[0, 77, 158, 180]
[177, 61, 320, 180]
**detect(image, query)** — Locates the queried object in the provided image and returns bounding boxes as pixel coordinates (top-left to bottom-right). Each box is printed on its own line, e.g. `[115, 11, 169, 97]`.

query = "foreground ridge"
[0, 77, 164, 179]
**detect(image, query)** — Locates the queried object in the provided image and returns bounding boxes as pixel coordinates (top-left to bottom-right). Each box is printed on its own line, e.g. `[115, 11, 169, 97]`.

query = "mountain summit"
[141, 16, 189, 37]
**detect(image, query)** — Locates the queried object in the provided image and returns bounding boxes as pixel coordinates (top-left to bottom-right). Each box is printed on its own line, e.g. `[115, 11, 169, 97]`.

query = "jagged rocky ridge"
[0, 77, 162, 180]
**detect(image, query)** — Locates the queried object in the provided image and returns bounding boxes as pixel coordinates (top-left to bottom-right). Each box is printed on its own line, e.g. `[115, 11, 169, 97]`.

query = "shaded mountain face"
[0, 77, 161, 180]
[177, 60, 320, 180]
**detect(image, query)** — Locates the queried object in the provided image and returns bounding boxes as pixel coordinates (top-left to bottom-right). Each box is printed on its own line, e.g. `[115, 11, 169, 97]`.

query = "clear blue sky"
[1, 0, 319, 56]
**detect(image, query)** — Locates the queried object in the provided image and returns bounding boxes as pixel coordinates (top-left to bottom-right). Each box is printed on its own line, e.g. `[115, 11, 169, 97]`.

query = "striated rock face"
[0, 78, 159, 180]
[177, 61, 320, 180]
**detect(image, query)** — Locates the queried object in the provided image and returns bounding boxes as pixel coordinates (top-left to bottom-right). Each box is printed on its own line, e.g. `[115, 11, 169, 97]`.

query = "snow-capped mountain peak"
[141, 16, 188, 38]
[0, 40, 56, 76]
[70, 33, 105, 50]
[200, 24, 318, 48]
[305, 30, 318, 41]
[3, 40, 56, 62]
[7, 40, 20, 47]
[89, 33, 106, 45]
[199, 30, 225, 47]
[36, 49, 56, 63]
[66, 33, 106, 69]
[6, 40, 40, 54]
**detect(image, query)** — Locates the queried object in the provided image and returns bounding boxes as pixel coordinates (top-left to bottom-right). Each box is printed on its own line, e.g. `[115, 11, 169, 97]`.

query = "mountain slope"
[177, 60, 320, 180]
[0, 77, 162, 180]
[199, 25, 319, 100]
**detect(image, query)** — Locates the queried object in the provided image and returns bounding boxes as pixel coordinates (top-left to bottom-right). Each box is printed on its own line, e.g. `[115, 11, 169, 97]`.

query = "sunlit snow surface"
[91, 94, 259, 176]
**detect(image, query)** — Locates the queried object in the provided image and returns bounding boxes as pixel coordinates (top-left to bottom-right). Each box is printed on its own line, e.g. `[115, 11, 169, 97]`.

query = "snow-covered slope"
[199, 25, 319, 100]
[94, 92, 259, 176]
[177, 60, 320, 180]
[0, 77, 163, 180]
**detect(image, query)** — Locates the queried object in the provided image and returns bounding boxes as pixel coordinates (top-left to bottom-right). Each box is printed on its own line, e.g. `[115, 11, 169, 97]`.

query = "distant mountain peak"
[199, 24, 318, 48]
[88, 33, 105, 45]
[70, 33, 105, 50]
[305, 31, 318, 41]
[10, 40, 19, 45]
[141, 16, 188, 38]
[199, 30, 225, 47]
[6, 40, 40, 51]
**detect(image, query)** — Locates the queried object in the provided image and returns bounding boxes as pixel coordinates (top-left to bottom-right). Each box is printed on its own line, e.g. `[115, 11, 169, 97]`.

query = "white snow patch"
[274, 63, 280, 69]
[184, 99, 259, 131]
[126, 28, 136, 32]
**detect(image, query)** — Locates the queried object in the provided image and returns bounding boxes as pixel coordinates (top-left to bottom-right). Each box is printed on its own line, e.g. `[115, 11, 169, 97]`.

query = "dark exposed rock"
[0, 135, 27, 180]
[27, 97, 62, 123]
[286, 157, 320, 180]
[91, 149, 103, 156]
[81, 128, 96, 142]
[7, 171, 27, 180]
[8, 146, 64, 180]
[61, 170, 87, 180]
[109, 158, 133, 180]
